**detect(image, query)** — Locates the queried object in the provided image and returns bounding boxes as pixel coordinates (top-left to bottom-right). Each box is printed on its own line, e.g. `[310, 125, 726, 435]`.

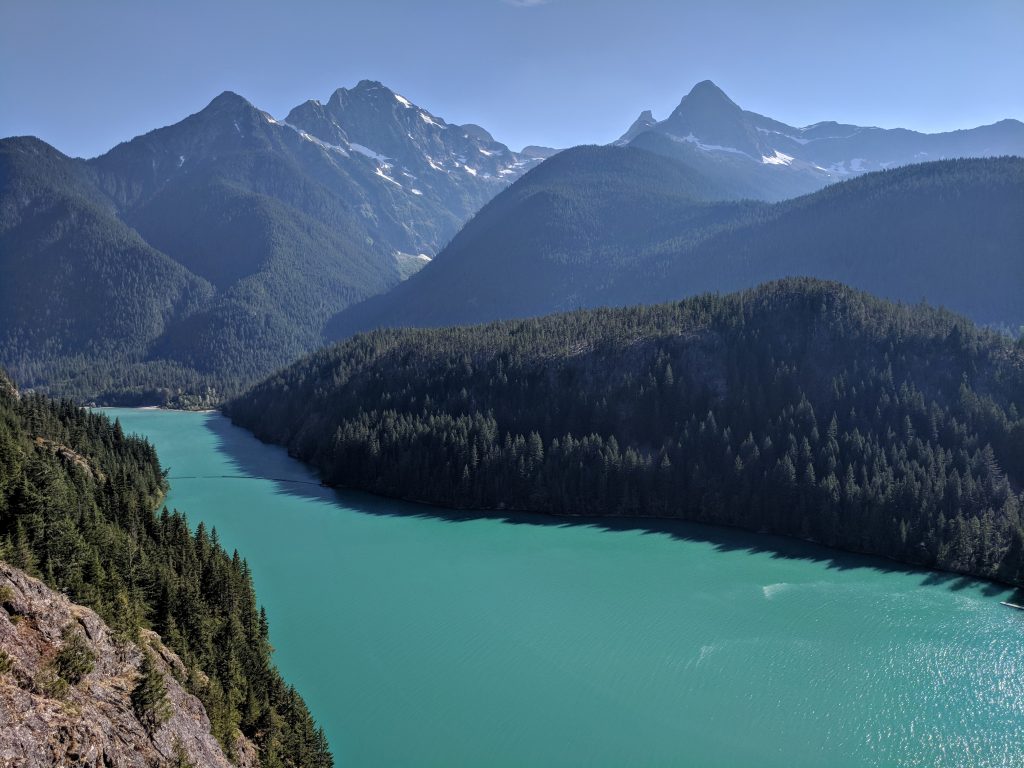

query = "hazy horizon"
[3, 0, 1023, 158]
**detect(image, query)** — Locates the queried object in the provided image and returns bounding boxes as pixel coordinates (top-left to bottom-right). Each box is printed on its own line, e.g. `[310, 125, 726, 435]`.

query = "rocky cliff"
[0, 561, 257, 767]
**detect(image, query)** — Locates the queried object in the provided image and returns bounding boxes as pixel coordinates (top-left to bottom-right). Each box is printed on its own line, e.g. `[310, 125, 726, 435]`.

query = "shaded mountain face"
[621, 80, 1024, 200]
[324, 145, 759, 338]
[0, 83, 540, 404]
[326, 152, 1024, 340]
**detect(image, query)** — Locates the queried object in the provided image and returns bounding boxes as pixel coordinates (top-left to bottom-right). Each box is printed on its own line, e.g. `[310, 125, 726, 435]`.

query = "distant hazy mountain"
[0, 82, 541, 404]
[324, 145, 755, 336]
[282, 80, 544, 260]
[326, 152, 1024, 339]
[621, 80, 1024, 200]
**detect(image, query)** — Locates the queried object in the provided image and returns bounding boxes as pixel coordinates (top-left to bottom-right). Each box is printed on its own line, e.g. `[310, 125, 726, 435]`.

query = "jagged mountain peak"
[461, 123, 496, 143]
[618, 109, 659, 144]
[669, 80, 744, 123]
[686, 79, 732, 99]
[621, 80, 1024, 197]
[657, 80, 766, 158]
[328, 80, 416, 111]
[202, 90, 260, 115]
[284, 81, 540, 188]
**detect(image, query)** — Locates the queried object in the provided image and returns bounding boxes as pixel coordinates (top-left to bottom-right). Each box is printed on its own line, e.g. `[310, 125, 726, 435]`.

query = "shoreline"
[113, 406, 1024, 599]
[103, 405, 220, 414]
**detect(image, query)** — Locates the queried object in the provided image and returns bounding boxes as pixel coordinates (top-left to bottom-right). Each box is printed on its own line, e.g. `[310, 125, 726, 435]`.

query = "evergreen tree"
[131, 648, 172, 734]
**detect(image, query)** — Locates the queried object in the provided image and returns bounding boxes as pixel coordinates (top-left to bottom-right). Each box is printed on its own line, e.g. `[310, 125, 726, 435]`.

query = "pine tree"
[131, 648, 172, 733]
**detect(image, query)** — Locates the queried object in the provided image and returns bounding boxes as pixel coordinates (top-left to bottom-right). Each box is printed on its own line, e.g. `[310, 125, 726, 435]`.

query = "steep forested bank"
[0, 371, 332, 766]
[231, 279, 1024, 587]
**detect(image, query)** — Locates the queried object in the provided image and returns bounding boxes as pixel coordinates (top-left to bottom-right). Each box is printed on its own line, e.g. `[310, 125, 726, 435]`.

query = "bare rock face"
[0, 562, 258, 767]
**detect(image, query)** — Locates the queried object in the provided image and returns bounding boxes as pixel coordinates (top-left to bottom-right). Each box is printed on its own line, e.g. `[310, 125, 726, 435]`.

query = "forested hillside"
[233, 279, 1024, 587]
[0, 83, 540, 406]
[0, 138, 217, 402]
[645, 156, 1024, 329]
[328, 154, 1024, 339]
[0, 371, 332, 766]
[326, 145, 757, 336]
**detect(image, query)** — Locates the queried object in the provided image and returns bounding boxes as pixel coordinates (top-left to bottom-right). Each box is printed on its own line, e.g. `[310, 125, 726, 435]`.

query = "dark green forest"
[0, 371, 332, 766]
[232, 279, 1024, 587]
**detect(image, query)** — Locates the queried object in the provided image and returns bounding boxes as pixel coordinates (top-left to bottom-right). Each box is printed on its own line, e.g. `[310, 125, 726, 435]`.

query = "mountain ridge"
[326, 152, 1024, 340]
[620, 80, 1024, 199]
[0, 82, 544, 404]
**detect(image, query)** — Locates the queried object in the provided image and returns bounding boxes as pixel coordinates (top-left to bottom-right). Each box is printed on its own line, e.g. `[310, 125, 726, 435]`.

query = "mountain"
[231, 279, 1024, 587]
[0, 369, 332, 764]
[4, 79, 1020, 403]
[282, 80, 544, 259]
[643, 156, 1024, 328]
[325, 145, 759, 336]
[621, 80, 1024, 201]
[0, 137, 214, 382]
[326, 152, 1024, 339]
[0, 83, 541, 404]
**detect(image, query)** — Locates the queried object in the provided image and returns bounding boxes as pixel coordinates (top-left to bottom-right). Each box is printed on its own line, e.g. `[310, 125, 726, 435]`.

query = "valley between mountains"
[2, 73, 1023, 768]
[3, 80, 1021, 406]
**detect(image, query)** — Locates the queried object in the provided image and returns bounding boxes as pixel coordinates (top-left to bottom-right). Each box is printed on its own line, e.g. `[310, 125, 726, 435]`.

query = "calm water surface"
[106, 408, 1024, 767]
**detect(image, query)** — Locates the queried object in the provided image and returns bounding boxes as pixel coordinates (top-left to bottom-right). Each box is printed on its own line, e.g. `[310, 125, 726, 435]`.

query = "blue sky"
[3, 0, 1022, 157]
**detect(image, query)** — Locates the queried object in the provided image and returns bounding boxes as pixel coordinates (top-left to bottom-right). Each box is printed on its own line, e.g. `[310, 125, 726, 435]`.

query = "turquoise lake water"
[106, 408, 1024, 767]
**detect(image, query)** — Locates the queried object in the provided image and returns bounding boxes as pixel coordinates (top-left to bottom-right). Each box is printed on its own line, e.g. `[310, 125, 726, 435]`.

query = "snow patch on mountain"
[293, 129, 350, 157]
[374, 166, 402, 186]
[756, 126, 809, 145]
[762, 150, 795, 166]
[349, 142, 389, 162]
[394, 93, 413, 108]
[668, 132, 752, 158]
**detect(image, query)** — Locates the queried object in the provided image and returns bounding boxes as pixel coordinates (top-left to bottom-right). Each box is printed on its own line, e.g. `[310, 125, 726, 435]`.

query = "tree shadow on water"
[195, 412, 1018, 601]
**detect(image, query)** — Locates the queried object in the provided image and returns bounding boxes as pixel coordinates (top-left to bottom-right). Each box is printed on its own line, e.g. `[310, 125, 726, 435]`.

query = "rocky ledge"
[0, 561, 257, 767]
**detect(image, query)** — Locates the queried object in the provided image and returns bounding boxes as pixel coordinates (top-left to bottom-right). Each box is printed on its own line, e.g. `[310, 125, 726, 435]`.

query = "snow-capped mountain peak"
[621, 81, 1024, 198]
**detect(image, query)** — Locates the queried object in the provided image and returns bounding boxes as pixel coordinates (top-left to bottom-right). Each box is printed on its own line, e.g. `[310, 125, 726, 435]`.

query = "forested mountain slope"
[233, 279, 1024, 587]
[0, 82, 540, 405]
[0, 371, 332, 766]
[640, 156, 1024, 328]
[326, 145, 758, 336]
[0, 138, 215, 396]
[327, 155, 1024, 339]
